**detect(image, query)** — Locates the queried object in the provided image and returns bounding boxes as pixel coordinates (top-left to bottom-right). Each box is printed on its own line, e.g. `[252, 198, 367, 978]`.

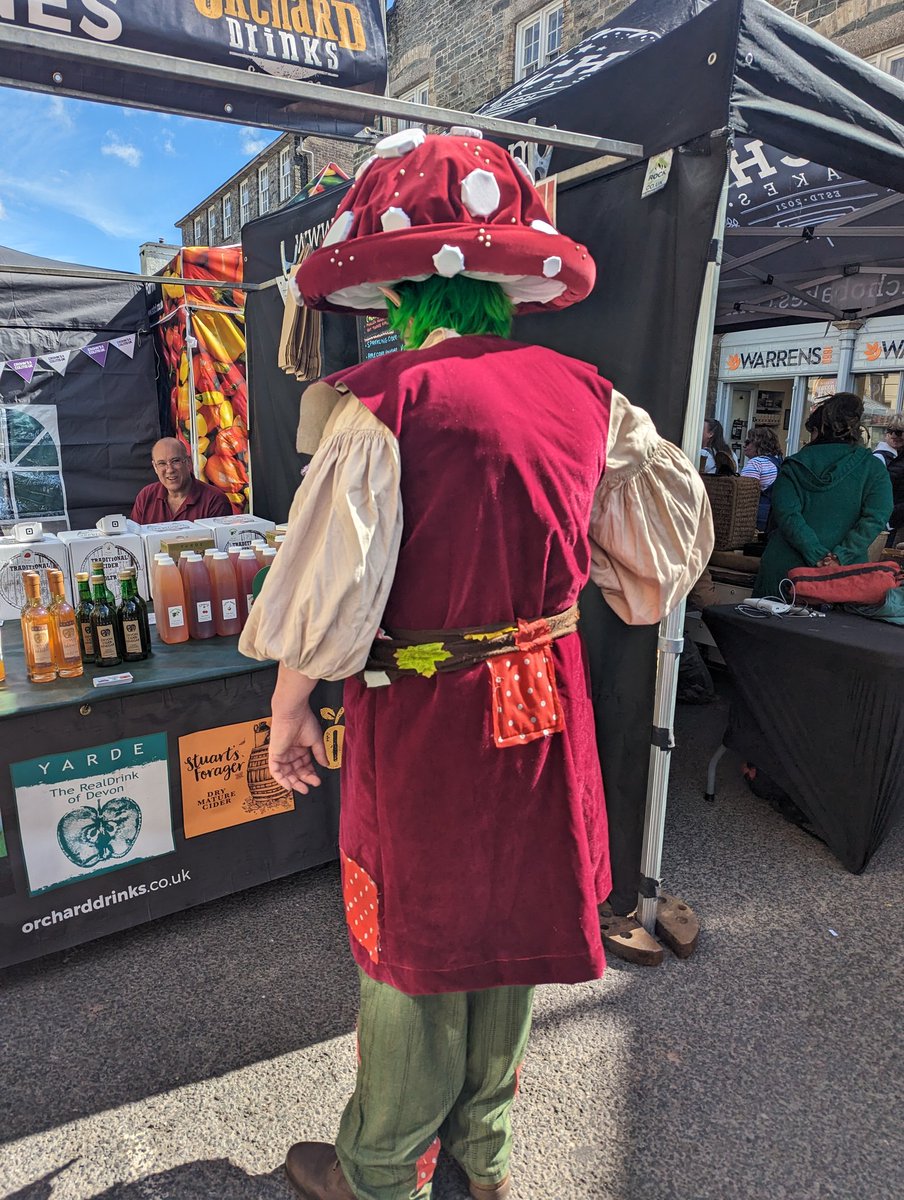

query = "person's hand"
[268, 704, 329, 795]
[817, 553, 840, 567]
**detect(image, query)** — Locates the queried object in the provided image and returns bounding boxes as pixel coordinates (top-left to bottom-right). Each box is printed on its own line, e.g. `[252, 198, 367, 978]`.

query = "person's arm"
[769, 469, 830, 564]
[740, 457, 763, 484]
[239, 388, 403, 785]
[588, 391, 714, 625]
[830, 458, 894, 564]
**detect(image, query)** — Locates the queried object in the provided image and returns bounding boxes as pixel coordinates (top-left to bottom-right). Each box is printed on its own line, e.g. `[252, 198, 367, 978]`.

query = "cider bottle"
[118, 571, 149, 662]
[155, 556, 189, 645]
[90, 573, 122, 667]
[21, 571, 58, 683]
[235, 549, 260, 626]
[125, 567, 152, 654]
[183, 553, 216, 640]
[209, 551, 242, 636]
[48, 569, 84, 678]
[90, 559, 115, 606]
[75, 572, 96, 663]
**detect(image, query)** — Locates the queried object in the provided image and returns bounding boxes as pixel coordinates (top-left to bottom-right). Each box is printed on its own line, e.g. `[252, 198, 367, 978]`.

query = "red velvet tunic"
[328, 337, 612, 994]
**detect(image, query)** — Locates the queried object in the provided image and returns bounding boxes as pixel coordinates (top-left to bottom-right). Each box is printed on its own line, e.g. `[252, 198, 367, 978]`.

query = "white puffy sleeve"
[239, 386, 403, 679]
[589, 390, 714, 625]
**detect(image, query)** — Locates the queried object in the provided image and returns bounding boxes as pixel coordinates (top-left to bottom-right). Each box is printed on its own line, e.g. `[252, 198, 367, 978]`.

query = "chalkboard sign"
[357, 314, 404, 361]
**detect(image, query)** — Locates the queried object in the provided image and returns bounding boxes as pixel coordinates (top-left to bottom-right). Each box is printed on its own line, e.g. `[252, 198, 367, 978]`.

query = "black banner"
[0, 0, 386, 137]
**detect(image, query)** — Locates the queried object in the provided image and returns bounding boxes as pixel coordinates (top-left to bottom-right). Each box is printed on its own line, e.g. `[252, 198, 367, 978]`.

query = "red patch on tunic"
[416, 1137, 441, 1188]
[341, 851, 380, 963]
[489, 645, 563, 748]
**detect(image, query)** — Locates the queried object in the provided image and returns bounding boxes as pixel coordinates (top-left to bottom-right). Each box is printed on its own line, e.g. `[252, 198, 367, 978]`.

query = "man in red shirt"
[131, 437, 232, 523]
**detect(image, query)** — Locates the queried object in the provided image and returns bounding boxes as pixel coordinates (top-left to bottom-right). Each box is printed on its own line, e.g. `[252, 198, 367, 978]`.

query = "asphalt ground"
[1, 681, 901, 1200]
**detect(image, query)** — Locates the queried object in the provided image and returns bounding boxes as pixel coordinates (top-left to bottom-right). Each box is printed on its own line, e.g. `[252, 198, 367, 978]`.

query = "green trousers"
[335, 969, 535, 1200]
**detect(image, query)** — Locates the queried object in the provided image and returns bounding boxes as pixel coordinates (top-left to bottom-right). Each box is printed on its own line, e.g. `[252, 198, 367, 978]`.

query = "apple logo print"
[57, 796, 143, 868]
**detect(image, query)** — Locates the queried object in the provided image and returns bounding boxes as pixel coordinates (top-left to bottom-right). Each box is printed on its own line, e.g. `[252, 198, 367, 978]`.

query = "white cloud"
[239, 128, 271, 157]
[48, 96, 75, 130]
[0, 171, 147, 240]
[0, 197, 6, 219]
[161, 133, 176, 156]
[101, 133, 142, 168]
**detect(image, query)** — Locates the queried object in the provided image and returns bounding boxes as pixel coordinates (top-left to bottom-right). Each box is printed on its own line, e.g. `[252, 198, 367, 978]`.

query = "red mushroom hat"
[294, 128, 596, 315]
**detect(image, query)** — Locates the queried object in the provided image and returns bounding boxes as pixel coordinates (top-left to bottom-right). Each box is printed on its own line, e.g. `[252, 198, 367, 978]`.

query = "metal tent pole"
[637, 166, 730, 935]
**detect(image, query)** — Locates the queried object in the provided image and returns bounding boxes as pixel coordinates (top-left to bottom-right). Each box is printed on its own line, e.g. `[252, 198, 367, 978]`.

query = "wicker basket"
[702, 475, 761, 551]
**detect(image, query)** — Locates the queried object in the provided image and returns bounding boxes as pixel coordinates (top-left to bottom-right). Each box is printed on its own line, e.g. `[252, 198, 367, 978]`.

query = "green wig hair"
[384, 275, 514, 349]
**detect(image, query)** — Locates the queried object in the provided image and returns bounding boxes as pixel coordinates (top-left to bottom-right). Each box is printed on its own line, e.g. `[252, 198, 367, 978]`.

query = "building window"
[240, 178, 251, 227]
[398, 82, 429, 132]
[207, 204, 217, 243]
[193, 215, 203, 245]
[222, 193, 233, 239]
[868, 44, 904, 80]
[515, 2, 563, 81]
[258, 164, 270, 215]
[280, 145, 293, 203]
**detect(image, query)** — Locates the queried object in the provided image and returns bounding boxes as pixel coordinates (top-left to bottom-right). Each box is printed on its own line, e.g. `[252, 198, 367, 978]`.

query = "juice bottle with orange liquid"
[183, 553, 216, 639]
[155, 556, 189, 645]
[209, 552, 242, 636]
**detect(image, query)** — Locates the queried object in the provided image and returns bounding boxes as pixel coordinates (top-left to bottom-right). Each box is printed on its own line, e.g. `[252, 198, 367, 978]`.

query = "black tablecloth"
[702, 606, 904, 872]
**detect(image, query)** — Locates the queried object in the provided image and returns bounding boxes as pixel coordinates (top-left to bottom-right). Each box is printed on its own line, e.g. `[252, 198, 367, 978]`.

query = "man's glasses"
[154, 457, 189, 469]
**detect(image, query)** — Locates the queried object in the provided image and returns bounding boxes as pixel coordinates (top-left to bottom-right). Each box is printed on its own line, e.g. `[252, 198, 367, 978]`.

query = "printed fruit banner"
[157, 247, 249, 513]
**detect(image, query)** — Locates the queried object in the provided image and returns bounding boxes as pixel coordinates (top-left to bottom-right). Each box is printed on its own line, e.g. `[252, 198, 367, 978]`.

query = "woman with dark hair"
[741, 425, 784, 531]
[753, 392, 892, 596]
[699, 417, 738, 475]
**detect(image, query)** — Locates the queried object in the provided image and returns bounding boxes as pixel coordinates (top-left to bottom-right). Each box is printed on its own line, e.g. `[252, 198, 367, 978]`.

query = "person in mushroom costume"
[241, 128, 713, 1200]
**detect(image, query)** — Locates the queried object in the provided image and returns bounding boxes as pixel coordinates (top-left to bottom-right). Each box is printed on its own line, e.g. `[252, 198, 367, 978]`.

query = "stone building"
[176, 0, 904, 246]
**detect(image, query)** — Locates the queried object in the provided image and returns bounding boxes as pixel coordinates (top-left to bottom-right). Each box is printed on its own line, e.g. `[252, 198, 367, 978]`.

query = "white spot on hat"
[433, 244, 466, 276]
[530, 219, 558, 235]
[322, 210, 354, 247]
[461, 168, 501, 218]
[355, 155, 376, 180]
[375, 127, 426, 158]
[381, 206, 412, 232]
[513, 157, 535, 183]
[450, 126, 483, 139]
[542, 256, 562, 278]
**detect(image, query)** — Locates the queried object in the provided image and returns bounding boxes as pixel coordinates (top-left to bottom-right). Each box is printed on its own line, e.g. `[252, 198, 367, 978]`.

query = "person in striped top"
[741, 426, 784, 531]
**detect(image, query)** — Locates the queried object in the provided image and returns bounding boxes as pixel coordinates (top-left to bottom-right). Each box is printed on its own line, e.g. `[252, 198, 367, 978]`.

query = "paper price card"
[179, 717, 294, 839]
[11, 734, 173, 896]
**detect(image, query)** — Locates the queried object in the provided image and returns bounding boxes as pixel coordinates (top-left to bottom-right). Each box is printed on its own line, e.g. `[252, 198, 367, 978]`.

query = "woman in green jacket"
[754, 393, 892, 598]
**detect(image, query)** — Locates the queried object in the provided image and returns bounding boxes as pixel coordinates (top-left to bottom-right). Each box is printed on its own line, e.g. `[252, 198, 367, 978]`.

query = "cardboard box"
[57, 529, 148, 604]
[138, 522, 199, 599]
[194, 514, 275, 551]
[0, 534, 72, 620]
[264, 524, 290, 547]
[158, 534, 216, 563]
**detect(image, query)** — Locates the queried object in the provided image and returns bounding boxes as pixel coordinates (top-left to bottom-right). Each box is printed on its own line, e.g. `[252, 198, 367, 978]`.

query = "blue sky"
[0, 85, 277, 272]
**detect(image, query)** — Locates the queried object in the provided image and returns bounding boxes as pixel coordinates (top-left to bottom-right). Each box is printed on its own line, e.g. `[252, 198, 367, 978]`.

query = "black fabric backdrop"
[0, 246, 161, 529]
[243, 186, 360, 523]
[703, 606, 904, 872]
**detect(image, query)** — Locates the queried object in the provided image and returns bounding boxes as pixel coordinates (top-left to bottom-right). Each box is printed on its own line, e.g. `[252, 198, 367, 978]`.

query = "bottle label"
[81, 621, 96, 653]
[247, 593, 254, 612]
[59, 623, 80, 660]
[168, 605, 185, 628]
[222, 599, 237, 620]
[29, 626, 53, 666]
[123, 620, 143, 654]
[197, 601, 212, 622]
[96, 625, 118, 656]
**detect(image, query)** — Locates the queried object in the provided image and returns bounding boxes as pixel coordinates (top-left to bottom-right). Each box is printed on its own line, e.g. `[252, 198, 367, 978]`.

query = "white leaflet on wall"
[41, 351, 72, 377]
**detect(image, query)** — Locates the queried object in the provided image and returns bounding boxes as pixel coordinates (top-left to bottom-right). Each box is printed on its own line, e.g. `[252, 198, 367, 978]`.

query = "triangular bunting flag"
[110, 334, 136, 359]
[42, 350, 72, 377]
[6, 357, 38, 383]
[81, 342, 109, 368]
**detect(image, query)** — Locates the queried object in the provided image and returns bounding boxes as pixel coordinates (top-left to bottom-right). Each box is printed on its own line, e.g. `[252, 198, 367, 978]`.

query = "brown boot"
[469, 1176, 512, 1199]
[285, 1143, 356, 1200]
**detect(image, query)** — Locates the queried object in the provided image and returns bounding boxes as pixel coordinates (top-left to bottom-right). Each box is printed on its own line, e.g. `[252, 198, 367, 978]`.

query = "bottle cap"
[22, 571, 41, 598]
[183, 552, 202, 561]
[211, 551, 228, 559]
[76, 571, 89, 581]
[238, 548, 257, 558]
